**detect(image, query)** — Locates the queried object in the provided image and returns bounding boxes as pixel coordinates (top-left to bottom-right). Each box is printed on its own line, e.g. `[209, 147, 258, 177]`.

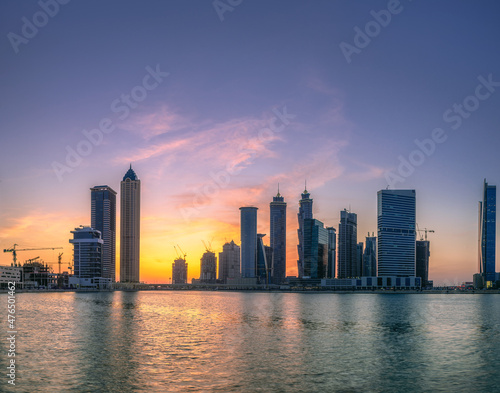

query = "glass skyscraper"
[70, 226, 103, 279]
[90, 185, 116, 282]
[256, 234, 272, 283]
[479, 179, 496, 284]
[303, 218, 328, 279]
[337, 209, 357, 278]
[377, 189, 416, 277]
[326, 227, 336, 278]
[240, 207, 258, 278]
[363, 234, 376, 277]
[297, 187, 313, 278]
[120, 165, 141, 283]
[416, 240, 430, 287]
[270, 189, 286, 284]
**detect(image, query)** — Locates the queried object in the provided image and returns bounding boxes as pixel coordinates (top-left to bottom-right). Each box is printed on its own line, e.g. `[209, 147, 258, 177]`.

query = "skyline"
[1, 1, 500, 285]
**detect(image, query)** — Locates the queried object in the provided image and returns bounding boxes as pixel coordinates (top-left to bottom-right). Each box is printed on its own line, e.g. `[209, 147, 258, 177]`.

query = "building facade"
[120, 165, 141, 283]
[416, 240, 430, 287]
[479, 179, 496, 284]
[172, 257, 188, 284]
[297, 187, 313, 278]
[377, 189, 416, 277]
[200, 251, 217, 283]
[218, 240, 240, 282]
[256, 234, 272, 283]
[303, 218, 328, 279]
[337, 209, 357, 278]
[270, 190, 286, 284]
[70, 226, 103, 279]
[363, 234, 377, 277]
[91, 185, 117, 282]
[326, 227, 336, 279]
[240, 207, 258, 278]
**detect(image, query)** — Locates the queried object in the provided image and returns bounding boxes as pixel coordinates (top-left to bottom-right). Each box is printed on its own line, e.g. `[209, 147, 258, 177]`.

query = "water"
[1, 291, 500, 392]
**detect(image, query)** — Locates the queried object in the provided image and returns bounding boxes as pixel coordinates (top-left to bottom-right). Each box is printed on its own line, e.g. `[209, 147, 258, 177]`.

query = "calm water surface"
[1, 291, 500, 392]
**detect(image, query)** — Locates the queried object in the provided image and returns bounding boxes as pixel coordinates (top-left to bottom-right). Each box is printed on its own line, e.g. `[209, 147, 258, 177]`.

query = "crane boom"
[3, 244, 63, 267]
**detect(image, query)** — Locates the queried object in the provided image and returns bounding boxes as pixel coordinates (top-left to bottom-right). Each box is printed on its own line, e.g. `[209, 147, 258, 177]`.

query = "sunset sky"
[1, 0, 500, 285]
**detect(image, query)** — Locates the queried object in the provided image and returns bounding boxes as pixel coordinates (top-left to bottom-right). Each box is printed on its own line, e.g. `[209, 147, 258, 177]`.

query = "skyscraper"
[218, 240, 240, 282]
[356, 242, 364, 277]
[256, 234, 272, 283]
[90, 185, 116, 282]
[200, 251, 217, 283]
[70, 226, 103, 279]
[479, 179, 496, 284]
[120, 165, 141, 283]
[337, 209, 357, 278]
[240, 207, 258, 278]
[297, 187, 313, 278]
[416, 240, 430, 287]
[326, 227, 336, 278]
[363, 234, 376, 277]
[377, 189, 416, 277]
[172, 257, 188, 284]
[303, 218, 328, 279]
[270, 189, 286, 284]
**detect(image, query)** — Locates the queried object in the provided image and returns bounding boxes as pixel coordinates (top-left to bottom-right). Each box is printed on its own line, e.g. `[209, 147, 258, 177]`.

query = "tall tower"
[200, 251, 217, 283]
[120, 165, 141, 283]
[377, 189, 416, 277]
[91, 185, 117, 282]
[303, 218, 328, 279]
[416, 240, 430, 287]
[326, 227, 336, 278]
[270, 187, 287, 284]
[337, 209, 357, 278]
[240, 207, 258, 278]
[297, 186, 313, 278]
[218, 240, 240, 282]
[479, 179, 496, 284]
[363, 233, 376, 277]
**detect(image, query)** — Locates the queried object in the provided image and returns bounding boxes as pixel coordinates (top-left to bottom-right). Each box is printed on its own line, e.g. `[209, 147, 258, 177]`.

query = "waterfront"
[2, 292, 500, 392]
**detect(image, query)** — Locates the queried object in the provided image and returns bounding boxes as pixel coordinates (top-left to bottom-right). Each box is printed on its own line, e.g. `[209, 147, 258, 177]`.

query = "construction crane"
[3, 244, 63, 267]
[176, 244, 187, 259]
[201, 240, 213, 253]
[58, 253, 63, 274]
[416, 225, 435, 241]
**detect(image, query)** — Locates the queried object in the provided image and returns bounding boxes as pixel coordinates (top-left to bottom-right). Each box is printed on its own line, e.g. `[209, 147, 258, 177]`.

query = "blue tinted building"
[416, 240, 430, 287]
[240, 207, 258, 278]
[363, 234, 377, 277]
[270, 189, 286, 284]
[337, 209, 357, 278]
[257, 234, 272, 283]
[303, 218, 328, 279]
[327, 227, 336, 278]
[297, 187, 313, 278]
[91, 185, 117, 282]
[480, 179, 496, 284]
[377, 189, 416, 277]
[70, 226, 103, 279]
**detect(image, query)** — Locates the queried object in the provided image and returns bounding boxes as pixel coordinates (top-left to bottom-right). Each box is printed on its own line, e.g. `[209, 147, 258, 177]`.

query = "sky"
[1, 0, 500, 285]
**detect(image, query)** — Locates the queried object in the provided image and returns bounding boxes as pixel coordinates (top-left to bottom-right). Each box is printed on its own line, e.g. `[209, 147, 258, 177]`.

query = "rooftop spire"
[276, 183, 281, 197]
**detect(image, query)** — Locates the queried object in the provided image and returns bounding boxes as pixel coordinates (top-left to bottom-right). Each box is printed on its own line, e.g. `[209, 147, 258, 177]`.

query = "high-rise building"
[297, 187, 313, 278]
[90, 185, 117, 282]
[240, 207, 258, 278]
[479, 179, 496, 284]
[326, 227, 336, 278]
[257, 234, 272, 283]
[172, 257, 188, 284]
[377, 189, 416, 277]
[120, 165, 141, 283]
[337, 209, 357, 278]
[363, 234, 376, 277]
[356, 242, 364, 277]
[200, 251, 217, 283]
[270, 189, 286, 284]
[70, 226, 103, 279]
[218, 240, 240, 282]
[416, 240, 430, 287]
[303, 218, 328, 279]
